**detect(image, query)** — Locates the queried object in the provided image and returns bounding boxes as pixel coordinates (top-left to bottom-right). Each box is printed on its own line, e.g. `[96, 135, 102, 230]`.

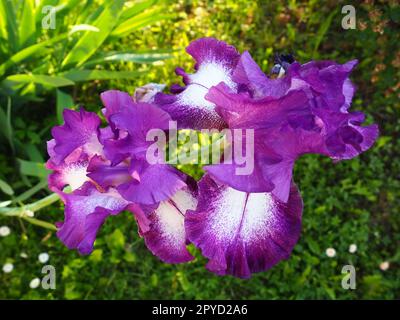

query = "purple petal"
[47, 152, 90, 194]
[100, 90, 134, 125]
[50, 108, 102, 165]
[57, 182, 129, 255]
[141, 182, 198, 263]
[185, 175, 303, 278]
[117, 159, 188, 205]
[86, 155, 131, 189]
[103, 101, 171, 164]
[155, 37, 240, 129]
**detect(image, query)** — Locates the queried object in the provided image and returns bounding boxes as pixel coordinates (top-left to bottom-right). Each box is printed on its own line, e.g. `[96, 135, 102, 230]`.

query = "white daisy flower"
[349, 244, 357, 253]
[379, 261, 390, 271]
[2, 263, 14, 273]
[0, 226, 11, 237]
[325, 248, 336, 258]
[38, 252, 49, 264]
[29, 278, 41, 289]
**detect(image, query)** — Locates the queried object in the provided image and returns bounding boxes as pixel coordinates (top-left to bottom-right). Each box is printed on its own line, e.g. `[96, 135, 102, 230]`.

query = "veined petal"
[185, 175, 302, 278]
[141, 180, 198, 263]
[57, 182, 129, 255]
[155, 37, 240, 129]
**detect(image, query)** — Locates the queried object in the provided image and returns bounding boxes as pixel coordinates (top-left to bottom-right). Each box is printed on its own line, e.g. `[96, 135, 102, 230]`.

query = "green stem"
[0, 192, 60, 216]
[22, 216, 57, 231]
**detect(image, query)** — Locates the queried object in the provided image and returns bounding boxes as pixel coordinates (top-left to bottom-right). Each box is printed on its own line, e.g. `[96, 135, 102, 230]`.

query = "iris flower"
[47, 38, 378, 278]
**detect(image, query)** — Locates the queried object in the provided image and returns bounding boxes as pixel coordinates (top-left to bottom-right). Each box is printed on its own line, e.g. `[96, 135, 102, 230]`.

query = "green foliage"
[0, 0, 399, 300]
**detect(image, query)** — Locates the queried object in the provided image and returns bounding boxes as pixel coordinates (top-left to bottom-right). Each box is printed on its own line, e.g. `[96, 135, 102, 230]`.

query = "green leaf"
[19, 0, 36, 48]
[0, 178, 14, 196]
[25, 143, 44, 162]
[13, 180, 47, 203]
[106, 229, 125, 250]
[112, 9, 170, 37]
[56, 89, 74, 124]
[61, 0, 125, 68]
[68, 24, 100, 36]
[62, 69, 141, 82]
[119, 0, 156, 21]
[6, 74, 75, 87]
[0, 0, 18, 52]
[313, 9, 337, 58]
[0, 34, 68, 77]
[18, 159, 49, 178]
[84, 51, 173, 66]
[0, 98, 14, 152]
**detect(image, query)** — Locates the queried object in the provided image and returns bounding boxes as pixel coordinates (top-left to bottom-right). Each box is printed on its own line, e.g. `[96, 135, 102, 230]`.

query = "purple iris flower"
[47, 37, 378, 278]
[46, 91, 197, 263]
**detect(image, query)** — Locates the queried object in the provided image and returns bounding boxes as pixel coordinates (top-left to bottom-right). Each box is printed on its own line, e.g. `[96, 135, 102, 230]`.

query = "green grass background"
[0, 0, 399, 299]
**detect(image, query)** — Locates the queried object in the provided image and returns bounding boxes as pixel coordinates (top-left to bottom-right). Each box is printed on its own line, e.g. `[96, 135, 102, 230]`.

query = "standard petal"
[57, 182, 129, 255]
[100, 90, 134, 125]
[50, 108, 102, 165]
[141, 181, 198, 263]
[185, 175, 303, 278]
[155, 37, 240, 129]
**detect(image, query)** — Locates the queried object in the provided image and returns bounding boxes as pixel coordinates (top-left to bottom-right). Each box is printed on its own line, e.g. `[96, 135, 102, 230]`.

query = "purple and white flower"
[47, 37, 378, 278]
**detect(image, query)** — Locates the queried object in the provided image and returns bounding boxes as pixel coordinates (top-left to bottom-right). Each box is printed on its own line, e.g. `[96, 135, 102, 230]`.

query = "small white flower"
[29, 278, 41, 289]
[0, 226, 11, 237]
[349, 244, 357, 253]
[2, 263, 14, 273]
[38, 252, 49, 264]
[379, 261, 390, 271]
[326, 248, 336, 258]
[20, 252, 28, 259]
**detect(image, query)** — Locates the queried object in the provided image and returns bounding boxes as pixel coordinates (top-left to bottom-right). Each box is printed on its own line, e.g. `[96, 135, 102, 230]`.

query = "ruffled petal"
[103, 101, 171, 164]
[117, 159, 188, 205]
[57, 182, 129, 255]
[141, 180, 198, 263]
[206, 80, 378, 201]
[100, 90, 134, 125]
[50, 108, 102, 165]
[185, 175, 302, 278]
[155, 37, 240, 129]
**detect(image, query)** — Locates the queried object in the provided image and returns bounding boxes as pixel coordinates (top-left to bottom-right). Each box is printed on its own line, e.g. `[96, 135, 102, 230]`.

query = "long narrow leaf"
[56, 89, 74, 123]
[112, 9, 169, 37]
[0, 34, 68, 77]
[19, 0, 36, 48]
[0, 178, 14, 196]
[62, 69, 142, 82]
[312, 9, 338, 58]
[61, 0, 125, 69]
[84, 51, 173, 66]
[0, 98, 15, 152]
[6, 74, 75, 87]
[18, 159, 49, 178]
